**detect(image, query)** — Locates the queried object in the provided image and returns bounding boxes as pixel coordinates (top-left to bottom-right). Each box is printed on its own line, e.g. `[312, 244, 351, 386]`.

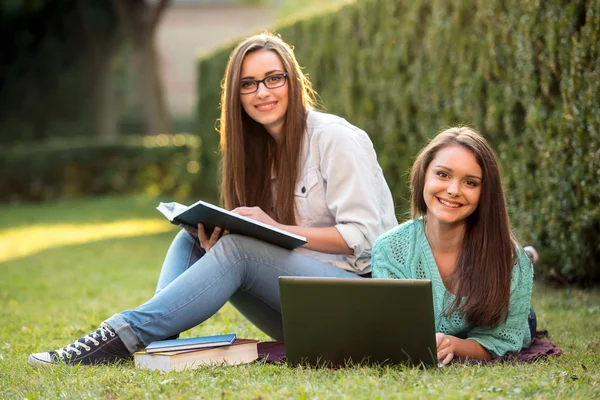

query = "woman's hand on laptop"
[435, 332, 455, 365]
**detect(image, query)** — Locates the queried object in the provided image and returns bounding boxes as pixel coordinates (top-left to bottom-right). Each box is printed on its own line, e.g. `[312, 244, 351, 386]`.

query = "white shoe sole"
[28, 352, 56, 367]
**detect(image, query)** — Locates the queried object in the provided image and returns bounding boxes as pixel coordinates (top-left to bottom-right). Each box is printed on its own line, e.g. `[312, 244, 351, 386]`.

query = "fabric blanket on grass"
[256, 331, 561, 365]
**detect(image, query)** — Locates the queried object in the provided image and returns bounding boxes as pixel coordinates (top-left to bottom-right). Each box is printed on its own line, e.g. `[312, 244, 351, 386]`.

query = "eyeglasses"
[240, 73, 288, 94]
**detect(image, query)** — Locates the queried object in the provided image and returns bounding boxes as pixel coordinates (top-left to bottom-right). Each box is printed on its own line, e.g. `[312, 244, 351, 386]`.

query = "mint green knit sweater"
[372, 219, 533, 358]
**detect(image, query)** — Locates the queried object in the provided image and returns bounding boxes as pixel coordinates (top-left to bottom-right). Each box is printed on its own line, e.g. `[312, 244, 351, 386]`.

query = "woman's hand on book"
[232, 207, 282, 230]
[197, 223, 229, 252]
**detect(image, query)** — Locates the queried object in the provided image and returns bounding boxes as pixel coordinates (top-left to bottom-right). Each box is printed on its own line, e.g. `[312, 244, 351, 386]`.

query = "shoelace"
[54, 326, 116, 360]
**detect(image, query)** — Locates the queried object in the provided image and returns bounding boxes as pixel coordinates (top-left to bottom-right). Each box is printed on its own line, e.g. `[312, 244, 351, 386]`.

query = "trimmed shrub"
[196, 0, 600, 283]
[0, 134, 206, 203]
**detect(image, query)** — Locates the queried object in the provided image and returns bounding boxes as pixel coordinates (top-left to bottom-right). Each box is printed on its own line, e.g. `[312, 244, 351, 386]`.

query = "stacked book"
[134, 333, 259, 372]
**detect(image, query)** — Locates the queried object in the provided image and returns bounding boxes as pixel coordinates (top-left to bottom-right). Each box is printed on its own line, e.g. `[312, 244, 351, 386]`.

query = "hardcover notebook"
[135, 338, 260, 372]
[279, 277, 438, 367]
[145, 333, 236, 353]
[157, 200, 307, 250]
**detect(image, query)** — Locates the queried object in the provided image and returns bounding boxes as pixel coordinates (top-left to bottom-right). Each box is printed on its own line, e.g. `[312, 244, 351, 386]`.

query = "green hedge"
[0, 134, 206, 203]
[196, 0, 600, 283]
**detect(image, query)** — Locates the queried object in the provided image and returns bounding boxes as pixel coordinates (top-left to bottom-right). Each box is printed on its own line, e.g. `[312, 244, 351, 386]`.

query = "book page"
[156, 202, 188, 221]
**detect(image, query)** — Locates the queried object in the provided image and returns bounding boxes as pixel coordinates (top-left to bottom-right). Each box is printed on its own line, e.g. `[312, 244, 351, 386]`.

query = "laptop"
[278, 276, 437, 367]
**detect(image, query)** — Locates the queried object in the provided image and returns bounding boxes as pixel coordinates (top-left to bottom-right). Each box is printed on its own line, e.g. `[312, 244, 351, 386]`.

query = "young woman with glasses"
[28, 33, 398, 366]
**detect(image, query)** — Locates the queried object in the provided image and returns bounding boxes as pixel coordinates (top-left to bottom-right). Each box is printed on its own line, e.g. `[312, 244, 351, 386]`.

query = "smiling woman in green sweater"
[372, 127, 534, 364]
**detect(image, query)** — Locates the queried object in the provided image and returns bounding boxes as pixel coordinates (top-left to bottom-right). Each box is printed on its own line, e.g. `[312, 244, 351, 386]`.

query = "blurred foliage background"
[1, 0, 598, 284]
[197, 0, 600, 284]
[0, 133, 202, 201]
[0, 0, 113, 143]
[0, 0, 172, 143]
[0, 0, 309, 201]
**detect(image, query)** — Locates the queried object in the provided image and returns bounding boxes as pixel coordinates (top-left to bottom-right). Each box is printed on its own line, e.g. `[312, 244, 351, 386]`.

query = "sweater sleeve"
[371, 222, 415, 280]
[466, 248, 534, 358]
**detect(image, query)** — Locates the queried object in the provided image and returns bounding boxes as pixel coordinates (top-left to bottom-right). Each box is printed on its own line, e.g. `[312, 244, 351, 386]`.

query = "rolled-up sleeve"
[316, 123, 391, 257]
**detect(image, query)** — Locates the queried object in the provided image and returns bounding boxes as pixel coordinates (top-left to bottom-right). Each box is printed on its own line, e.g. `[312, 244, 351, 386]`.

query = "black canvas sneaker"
[28, 324, 131, 367]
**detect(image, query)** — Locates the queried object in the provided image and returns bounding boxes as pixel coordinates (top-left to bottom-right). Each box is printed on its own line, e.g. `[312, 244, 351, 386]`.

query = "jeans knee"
[210, 234, 273, 269]
[175, 229, 198, 245]
[213, 234, 254, 251]
[210, 234, 251, 260]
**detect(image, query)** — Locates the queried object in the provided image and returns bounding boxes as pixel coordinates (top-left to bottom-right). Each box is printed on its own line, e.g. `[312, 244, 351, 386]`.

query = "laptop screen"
[279, 276, 437, 367]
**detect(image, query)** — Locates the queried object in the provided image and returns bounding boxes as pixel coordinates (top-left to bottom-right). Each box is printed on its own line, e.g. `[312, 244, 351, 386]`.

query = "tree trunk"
[133, 27, 171, 134]
[114, 0, 171, 135]
[75, 0, 120, 139]
[93, 52, 118, 139]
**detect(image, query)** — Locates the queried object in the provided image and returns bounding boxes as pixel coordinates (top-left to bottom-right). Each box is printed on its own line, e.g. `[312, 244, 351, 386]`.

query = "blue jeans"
[105, 231, 360, 353]
[528, 307, 537, 341]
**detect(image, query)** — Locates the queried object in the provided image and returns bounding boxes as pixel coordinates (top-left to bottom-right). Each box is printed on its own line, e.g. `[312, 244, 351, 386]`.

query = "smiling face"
[239, 49, 289, 141]
[423, 144, 482, 228]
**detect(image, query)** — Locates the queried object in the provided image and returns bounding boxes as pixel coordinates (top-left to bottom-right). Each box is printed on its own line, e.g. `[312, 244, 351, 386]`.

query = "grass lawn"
[0, 196, 598, 399]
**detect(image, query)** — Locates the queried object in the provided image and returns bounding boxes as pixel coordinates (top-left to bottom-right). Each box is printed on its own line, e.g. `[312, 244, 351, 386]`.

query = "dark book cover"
[157, 201, 307, 250]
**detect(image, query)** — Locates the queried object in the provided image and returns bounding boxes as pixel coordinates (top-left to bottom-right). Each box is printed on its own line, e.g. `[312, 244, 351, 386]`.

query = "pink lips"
[437, 197, 462, 208]
[254, 101, 277, 112]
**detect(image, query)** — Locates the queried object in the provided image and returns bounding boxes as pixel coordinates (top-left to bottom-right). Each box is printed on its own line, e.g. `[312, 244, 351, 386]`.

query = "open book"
[157, 200, 307, 250]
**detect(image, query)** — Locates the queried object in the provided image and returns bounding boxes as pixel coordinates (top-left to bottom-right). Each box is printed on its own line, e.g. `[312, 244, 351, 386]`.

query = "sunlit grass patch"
[0, 219, 174, 264]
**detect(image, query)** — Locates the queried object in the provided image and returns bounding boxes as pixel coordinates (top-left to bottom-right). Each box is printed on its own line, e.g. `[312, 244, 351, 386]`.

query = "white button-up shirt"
[273, 110, 398, 273]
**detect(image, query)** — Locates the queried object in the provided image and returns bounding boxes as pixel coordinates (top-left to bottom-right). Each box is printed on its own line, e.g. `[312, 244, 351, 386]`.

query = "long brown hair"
[410, 127, 516, 328]
[218, 33, 316, 225]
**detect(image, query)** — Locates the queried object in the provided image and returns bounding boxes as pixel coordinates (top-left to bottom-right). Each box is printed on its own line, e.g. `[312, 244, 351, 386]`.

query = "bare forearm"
[231, 206, 353, 255]
[448, 336, 491, 361]
[279, 225, 353, 255]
